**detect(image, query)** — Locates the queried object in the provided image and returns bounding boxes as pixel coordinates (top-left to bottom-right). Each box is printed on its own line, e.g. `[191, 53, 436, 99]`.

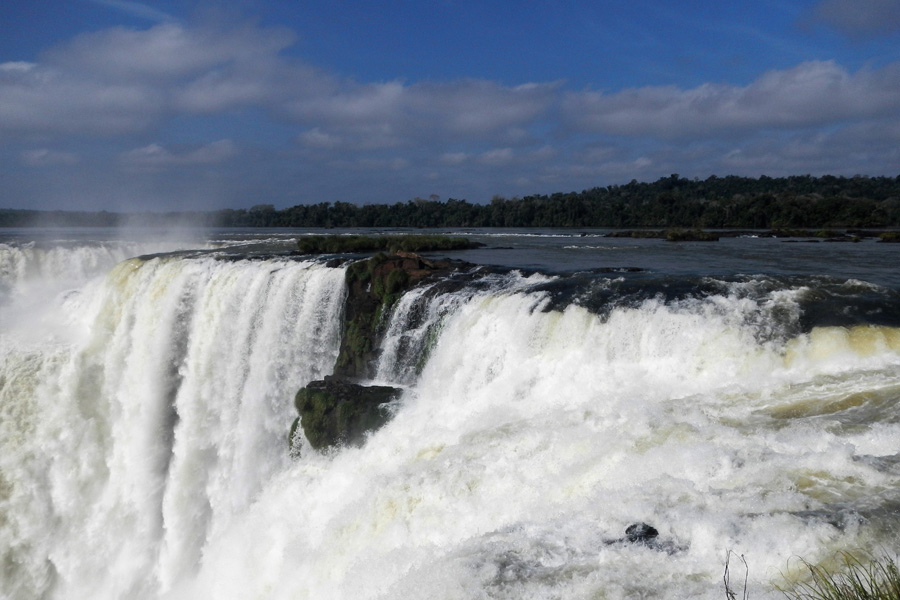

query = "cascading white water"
[3, 241, 900, 600]
[0, 250, 346, 599]
[167, 278, 900, 600]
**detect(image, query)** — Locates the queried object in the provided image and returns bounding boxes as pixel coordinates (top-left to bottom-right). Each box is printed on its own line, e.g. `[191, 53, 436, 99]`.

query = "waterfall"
[0, 252, 346, 599]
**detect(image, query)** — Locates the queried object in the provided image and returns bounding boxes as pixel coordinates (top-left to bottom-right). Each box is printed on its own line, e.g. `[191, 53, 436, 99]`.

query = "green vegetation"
[207, 173, 900, 228]
[780, 553, 900, 600]
[296, 234, 482, 254]
[664, 229, 720, 241]
[334, 253, 418, 377]
[724, 552, 900, 600]
[293, 380, 399, 450]
[5, 174, 900, 229]
[291, 249, 464, 452]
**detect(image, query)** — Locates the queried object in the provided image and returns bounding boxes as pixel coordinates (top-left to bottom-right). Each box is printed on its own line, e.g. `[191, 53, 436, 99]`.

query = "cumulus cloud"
[89, 0, 177, 23]
[813, 0, 900, 36]
[0, 62, 36, 73]
[439, 152, 469, 165]
[478, 147, 515, 166]
[2, 17, 900, 209]
[0, 60, 161, 134]
[21, 149, 79, 166]
[120, 140, 238, 170]
[298, 128, 343, 150]
[45, 22, 295, 81]
[562, 60, 900, 138]
[0, 22, 298, 136]
[282, 79, 557, 151]
[0, 19, 555, 155]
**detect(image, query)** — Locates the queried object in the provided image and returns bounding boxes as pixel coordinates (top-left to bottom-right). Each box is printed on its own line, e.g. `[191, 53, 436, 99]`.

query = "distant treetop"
[3, 174, 899, 228]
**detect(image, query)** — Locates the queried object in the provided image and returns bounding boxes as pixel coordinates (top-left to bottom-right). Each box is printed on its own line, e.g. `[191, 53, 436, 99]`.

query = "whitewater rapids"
[1, 237, 899, 599]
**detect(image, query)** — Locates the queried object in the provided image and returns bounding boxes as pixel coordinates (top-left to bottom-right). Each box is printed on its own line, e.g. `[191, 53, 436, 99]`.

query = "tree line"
[3, 174, 900, 229]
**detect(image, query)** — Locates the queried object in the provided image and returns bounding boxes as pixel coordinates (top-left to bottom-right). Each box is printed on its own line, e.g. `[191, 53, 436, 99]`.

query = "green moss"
[294, 380, 400, 450]
[664, 228, 720, 242]
[297, 234, 482, 254]
[335, 252, 422, 378]
[294, 387, 339, 449]
[384, 269, 409, 295]
[336, 319, 372, 375]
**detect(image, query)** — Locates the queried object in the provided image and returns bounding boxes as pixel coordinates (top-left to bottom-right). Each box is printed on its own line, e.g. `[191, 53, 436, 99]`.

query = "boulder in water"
[604, 522, 686, 554]
[293, 378, 401, 451]
[625, 522, 659, 545]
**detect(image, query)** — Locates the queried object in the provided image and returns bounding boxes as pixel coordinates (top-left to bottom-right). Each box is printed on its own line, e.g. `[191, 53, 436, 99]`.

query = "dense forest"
[3, 174, 900, 229]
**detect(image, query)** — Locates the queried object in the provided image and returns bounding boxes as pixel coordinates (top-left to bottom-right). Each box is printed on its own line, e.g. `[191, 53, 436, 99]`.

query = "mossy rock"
[294, 379, 401, 451]
[664, 229, 720, 242]
[290, 249, 474, 454]
[297, 234, 483, 254]
[335, 251, 466, 379]
[878, 232, 900, 243]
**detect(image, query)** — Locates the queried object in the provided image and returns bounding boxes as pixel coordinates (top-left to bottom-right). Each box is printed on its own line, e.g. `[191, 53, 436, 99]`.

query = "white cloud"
[0, 22, 300, 136]
[0, 19, 555, 154]
[439, 152, 469, 165]
[89, 0, 177, 23]
[563, 60, 900, 138]
[478, 147, 515, 166]
[21, 149, 78, 166]
[120, 140, 238, 170]
[355, 157, 410, 171]
[0, 63, 162, 134]
[0, 62, 36, 73]
[282, 78, 557, 151]
[46, 22, 295, 81]
[2, 17, 900, 209]
[298, 128, 343, 150]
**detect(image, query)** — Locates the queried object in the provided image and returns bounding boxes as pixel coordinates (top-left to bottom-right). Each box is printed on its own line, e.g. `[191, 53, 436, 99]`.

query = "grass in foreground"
[779, 553, 900, 600]
[724, 551, 900, 600]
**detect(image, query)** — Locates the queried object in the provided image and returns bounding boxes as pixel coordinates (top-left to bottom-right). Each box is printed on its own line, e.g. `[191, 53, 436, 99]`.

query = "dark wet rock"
[604, 522, 687, 554]
[293, 249, 477, 452]
[822, 236, 861, 242]
[292, 377, 401, 451]
[334, 251, 473, 380]
[625, 522, 659, 544]
[604, 229, 720, 241]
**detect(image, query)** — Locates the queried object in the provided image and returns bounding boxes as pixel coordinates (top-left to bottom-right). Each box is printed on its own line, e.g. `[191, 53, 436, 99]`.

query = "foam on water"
[0, 250, 346, 599]
[171, 281, 899, 600]
[2, 242, 899, 599]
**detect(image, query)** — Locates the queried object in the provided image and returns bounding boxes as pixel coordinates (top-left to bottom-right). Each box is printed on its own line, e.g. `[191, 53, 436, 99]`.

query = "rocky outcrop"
[291, 378, 401, 451]
[297, 234, 484, 254]
[664, 229, 720, 242]
[604, 522, 686, 554]
[292, 250, 473, 452]
[334, 251, 469, 380]
[605, 229, 720, 241]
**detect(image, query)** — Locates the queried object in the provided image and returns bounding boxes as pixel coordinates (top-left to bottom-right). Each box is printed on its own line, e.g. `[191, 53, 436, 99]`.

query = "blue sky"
[2, 0, 900, 211]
